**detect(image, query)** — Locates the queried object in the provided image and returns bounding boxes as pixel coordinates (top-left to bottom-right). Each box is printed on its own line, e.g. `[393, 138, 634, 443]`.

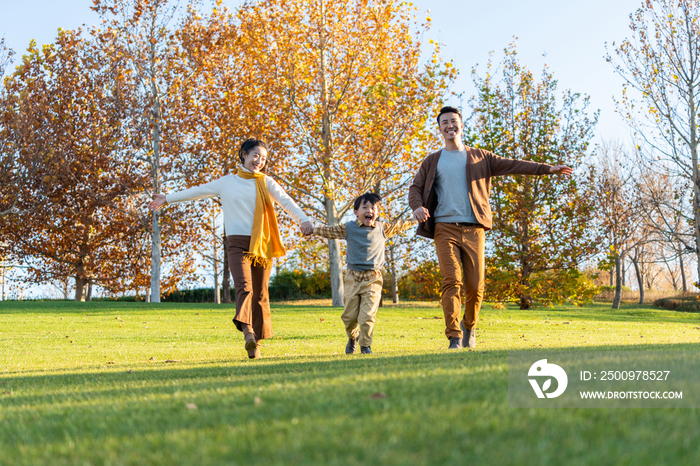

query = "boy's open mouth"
[365, 214, 374, 223]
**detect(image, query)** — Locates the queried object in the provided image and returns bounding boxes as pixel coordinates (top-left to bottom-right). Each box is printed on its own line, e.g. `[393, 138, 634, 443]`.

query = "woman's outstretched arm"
[266, 178, 313, 235]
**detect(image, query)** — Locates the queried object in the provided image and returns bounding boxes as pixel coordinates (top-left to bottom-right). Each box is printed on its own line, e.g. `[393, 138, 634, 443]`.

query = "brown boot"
[249, 344, 261, 359]
[242, 324, 256, 348]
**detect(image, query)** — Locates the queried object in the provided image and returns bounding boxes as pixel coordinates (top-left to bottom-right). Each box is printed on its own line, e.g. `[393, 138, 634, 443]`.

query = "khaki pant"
[434, 223, 485, 339]
[342, 271, 383, 348]
[226, 235, 273, 340]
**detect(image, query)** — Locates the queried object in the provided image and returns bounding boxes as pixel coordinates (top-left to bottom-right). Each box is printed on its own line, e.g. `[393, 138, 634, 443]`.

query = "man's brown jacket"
[407, 147, 552, 238]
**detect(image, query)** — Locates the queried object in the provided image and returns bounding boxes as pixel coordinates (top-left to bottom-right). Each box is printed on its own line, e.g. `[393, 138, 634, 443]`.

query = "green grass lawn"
[1, 300, 700, 465]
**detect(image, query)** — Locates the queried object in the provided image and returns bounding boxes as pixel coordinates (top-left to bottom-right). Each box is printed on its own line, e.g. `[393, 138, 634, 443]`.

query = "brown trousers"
[226, 235, 273, 340]
[342, 271, 383, 347]
[434, 223, 485, 339]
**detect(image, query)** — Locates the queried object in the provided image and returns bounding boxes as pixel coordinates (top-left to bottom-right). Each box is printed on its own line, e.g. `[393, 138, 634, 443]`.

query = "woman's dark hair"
[436, 106, 463, 125]
[353, 192, 382, 211]
[238, 138, 269, 164]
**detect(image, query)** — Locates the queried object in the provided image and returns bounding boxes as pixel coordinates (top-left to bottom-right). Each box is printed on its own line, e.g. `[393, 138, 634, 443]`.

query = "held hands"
[549, 165, 573, 176]
[300, 221, 314, 236]
[149, 194, 167, 212]
[413, 206, 430, 223]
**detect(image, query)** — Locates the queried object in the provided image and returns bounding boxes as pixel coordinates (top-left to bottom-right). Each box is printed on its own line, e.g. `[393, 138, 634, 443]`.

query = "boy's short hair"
[436, 106, 462, 125]
[353, 192, 382, 211]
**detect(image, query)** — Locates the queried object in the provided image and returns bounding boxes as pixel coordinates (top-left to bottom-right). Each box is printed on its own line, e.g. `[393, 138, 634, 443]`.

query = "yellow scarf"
[237, 168, 286, 268]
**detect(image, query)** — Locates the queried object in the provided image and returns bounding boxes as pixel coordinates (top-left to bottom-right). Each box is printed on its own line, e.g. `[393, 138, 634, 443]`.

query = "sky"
[1, 0, 645, 143]
[0, 0, 651, 297]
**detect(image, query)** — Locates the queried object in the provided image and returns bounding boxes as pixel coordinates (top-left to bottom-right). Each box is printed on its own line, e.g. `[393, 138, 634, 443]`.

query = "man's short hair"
[353, 192, 382, 211]
[436, 106, 462, 125]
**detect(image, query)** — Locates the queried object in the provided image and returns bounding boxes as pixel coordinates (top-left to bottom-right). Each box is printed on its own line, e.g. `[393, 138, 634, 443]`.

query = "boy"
[313, 192, 415, 354]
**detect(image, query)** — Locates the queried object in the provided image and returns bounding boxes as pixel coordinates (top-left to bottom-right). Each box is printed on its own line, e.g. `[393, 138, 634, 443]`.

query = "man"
[408, 106, 572, 349]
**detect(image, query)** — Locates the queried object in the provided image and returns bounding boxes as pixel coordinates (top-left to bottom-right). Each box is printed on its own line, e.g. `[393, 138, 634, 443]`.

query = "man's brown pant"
[226, 235, 273, 340]
[434, 223, 485, 339]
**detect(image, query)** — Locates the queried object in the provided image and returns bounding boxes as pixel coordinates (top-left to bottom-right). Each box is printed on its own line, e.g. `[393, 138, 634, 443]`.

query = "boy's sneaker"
[345, 337, 358, 354]
[360, 346, 373, 354]
[448, 337, 462, 349]
[460, 321, 476, 348]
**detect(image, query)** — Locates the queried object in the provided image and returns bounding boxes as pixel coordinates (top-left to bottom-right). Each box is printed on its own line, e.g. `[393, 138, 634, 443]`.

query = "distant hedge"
[653, 296, 700, 313]
[157, 269, 333, 303]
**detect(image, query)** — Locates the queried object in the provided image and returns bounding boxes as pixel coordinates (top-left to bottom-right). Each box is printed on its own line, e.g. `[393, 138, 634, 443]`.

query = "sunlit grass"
[1, 300, 699, 465]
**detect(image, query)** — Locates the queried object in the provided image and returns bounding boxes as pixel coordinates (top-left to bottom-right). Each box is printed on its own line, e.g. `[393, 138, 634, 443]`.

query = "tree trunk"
[631, 257, 644, 305]
[389, 245, 399, 304]
[0, 256, 5, 301]
[149, 41, 162, 304]
[519, 229, 532, 310]
[222, 233, 231, 303]
[213, 253, 220, 305]
[519, 263, 532, 310]
[680, 252, 687, 294]
[689, 79, 700, 296]
[328, 237, 344, 306]
[212, 210, 220, 304]
[612, 255, 622, 309]
[318, 5, 343, 307]
[86, 282, 92, 302]
[75, 276, 87, 302]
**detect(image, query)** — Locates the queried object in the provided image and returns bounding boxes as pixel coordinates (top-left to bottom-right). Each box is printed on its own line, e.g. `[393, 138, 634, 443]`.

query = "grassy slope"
[1, 300, 699, 465]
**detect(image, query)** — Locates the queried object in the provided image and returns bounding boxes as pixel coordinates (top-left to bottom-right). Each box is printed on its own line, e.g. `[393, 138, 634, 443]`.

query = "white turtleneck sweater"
[165, 170, 309, 236]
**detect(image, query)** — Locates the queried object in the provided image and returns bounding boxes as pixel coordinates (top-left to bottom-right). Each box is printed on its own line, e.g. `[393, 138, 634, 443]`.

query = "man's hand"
[300, 221, 314, 236]
[149, 194, 167, 212]
[413, 206, 430, 223]
[549, 165, 573, 176]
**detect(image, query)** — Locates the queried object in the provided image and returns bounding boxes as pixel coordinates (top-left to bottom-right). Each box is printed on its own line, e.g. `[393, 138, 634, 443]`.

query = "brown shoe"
[244, 333, 257, 352]
[247, 342, 261, 359]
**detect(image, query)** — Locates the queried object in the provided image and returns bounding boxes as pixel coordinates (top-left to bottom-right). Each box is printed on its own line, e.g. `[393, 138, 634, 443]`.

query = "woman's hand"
[149, 193, 168, 212]
[300, 221, 314, 236]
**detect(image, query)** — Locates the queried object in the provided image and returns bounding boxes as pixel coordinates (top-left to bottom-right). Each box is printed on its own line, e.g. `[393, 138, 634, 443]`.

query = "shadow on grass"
[2, 343, 700, 465]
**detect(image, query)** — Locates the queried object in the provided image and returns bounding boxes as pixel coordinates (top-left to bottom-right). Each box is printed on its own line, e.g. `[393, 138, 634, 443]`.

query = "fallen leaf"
[106, 361, 115, 365]
[165, 360, 179, 363]
[186, 403, 198, 410]
[254, 396, 262, 406]
[370, 392, 387, 399]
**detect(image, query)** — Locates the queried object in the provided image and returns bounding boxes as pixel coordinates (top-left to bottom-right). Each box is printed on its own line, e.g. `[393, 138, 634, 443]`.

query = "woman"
[149, 138, 313, 358]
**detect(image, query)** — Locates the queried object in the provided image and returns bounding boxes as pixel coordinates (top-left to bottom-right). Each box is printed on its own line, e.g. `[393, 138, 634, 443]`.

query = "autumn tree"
[607, 0, 700, 292]
[0, 36, 34, 218]
[91, 0, 208, 302]
[233, 0, 455, 305]
[467, 44, 601, 309]
[170, 3, 294, 302]
[590, 142, 647, 307]
[636, 164, 694, 293]
[2, 29, 153, 301]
